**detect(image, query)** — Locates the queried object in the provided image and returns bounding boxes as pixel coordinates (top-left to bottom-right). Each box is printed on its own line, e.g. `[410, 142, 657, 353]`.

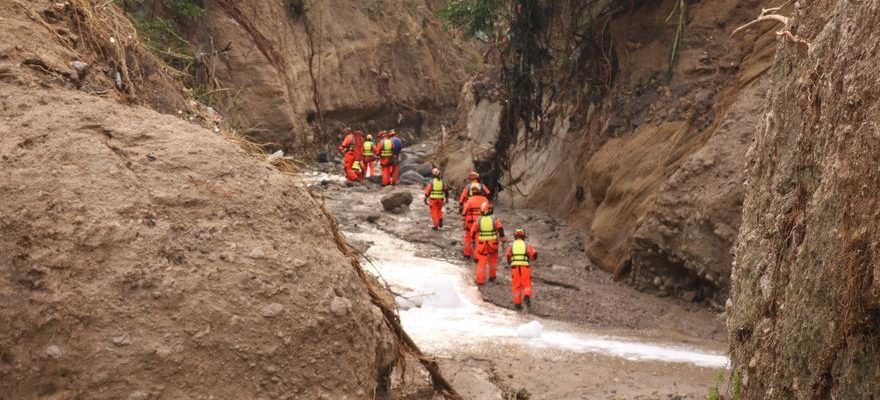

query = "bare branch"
[731, 6, 810, 46]
[731, 9, 790, 37]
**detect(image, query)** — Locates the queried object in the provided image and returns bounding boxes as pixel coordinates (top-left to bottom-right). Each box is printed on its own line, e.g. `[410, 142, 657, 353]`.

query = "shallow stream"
[345, 228, 729, 368]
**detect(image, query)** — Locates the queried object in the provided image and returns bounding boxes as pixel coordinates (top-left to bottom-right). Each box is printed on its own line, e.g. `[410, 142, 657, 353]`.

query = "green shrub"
[166, 0, 204, 19]
[132, 14, 193, 69]
[438, 0, 506, 38]
[115, 0, 204, 20]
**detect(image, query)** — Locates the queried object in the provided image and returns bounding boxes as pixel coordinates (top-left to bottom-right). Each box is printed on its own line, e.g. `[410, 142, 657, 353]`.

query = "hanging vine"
[301, 2, 326, 140]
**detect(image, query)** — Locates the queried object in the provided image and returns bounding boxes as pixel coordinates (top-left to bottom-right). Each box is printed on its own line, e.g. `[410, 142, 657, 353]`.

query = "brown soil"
[439, 0, 782, 306]
[0, 0, 187, 113]
[0, 84, 398, 399]
[176, 0, 480, 146]
[728, 0, 880, 396]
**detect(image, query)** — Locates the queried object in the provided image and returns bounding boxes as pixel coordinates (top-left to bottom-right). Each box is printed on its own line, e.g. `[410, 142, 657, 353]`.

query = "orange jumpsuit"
[362, 140, 377, 177]
[461, 195, 488, 258]
[458, 181, 491, 213]
[379, 138, 398, 186]
[338, 133, 364, 182]
[339, 133, 356, 181]
[505, 239, 537, 305]
[469, 214, 504, 284]
[424, 178, 449, 229]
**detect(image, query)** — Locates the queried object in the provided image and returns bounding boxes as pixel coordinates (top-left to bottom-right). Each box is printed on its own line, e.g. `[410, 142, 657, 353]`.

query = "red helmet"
[479, 201, 493, 215]
[514, 229, 526, 239]
[378, 130, 387, 137]
[388, 130, 397, 136]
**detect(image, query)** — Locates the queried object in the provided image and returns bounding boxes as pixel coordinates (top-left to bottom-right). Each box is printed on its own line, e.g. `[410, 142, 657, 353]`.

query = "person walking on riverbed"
[469, 202, 505, 285]
[424, 168, 449, 230]
[338, 128, 364, 182]
[506, 228, 537, 310]
[389, 130, 402, 184]
[362, 134, 377, 178]
[379, 131, 397, 186]
[458, 171, 491, 213]
[461, 185, 489, 258]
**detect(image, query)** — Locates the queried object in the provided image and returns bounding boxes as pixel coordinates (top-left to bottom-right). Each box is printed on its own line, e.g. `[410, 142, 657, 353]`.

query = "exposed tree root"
[731, 6, 810, 46]
[302, 8, 326, 139]
[315, 201, 463, 400]
[214, 0, 304, 144]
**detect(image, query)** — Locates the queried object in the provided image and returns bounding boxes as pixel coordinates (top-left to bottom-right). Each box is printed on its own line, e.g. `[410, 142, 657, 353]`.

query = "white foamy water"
[295, 170, 347, 186]
[345, 228, 730, 368]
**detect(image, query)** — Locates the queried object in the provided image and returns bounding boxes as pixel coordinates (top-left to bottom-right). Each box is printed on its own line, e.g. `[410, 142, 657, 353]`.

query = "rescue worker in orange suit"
[388, 130, 402, 185]
[379, 131, 397, 186]
[505, 228, 537, 310]
[423, 168, 449, 230]
[338, 128, 363, 182]
[461, 184, 489, 258]
[469, 202, 505, 285]
[338, 128, 355, 180]
[458, 171, 491, 214]
[351, 160, 363, 182]
[362, 134, 377, 178]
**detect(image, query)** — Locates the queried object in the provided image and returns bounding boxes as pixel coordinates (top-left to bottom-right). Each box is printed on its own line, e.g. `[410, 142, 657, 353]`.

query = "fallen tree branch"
[731, 12, 789, 36]
[731, 6, 810, 46]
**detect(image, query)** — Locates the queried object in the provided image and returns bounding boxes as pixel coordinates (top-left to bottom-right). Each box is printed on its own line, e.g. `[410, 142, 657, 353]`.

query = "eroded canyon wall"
[728, 0, 880, 396]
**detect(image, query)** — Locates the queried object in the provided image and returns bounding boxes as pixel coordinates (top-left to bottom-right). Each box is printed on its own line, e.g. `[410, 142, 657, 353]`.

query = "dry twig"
[731, 6, 810, 46]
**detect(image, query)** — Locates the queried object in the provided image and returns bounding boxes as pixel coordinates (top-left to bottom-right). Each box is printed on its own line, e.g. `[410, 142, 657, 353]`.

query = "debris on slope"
[1, 0, 187, 113]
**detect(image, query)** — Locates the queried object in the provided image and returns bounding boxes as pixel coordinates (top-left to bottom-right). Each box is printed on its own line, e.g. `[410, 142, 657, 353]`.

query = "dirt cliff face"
[728, 1, 880, 396]
[178, 0, 479, 147]
[443, 0, 777, 303]
[0, 3, 401, 398]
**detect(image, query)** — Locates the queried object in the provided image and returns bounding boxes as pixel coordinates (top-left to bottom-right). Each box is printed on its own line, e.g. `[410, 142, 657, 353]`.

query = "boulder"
[381, 190, 413, 212]
[400, 162, 433, 177]
[399, 170, 427, 185]
[389, 205, 410, 215]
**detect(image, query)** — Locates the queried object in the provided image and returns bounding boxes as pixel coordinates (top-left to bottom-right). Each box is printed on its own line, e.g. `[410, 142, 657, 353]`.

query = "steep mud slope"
[0, 3, 408, 398]
[728, 2, 880, 397]
[442, 0, 778, 304]
[169, 0, 480, 146]
[0, 83, 398, 399]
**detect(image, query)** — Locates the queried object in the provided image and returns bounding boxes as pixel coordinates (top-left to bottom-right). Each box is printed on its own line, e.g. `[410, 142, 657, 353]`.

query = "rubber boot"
[514, 303, 523, 310]
[524, 296, 531, 308]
